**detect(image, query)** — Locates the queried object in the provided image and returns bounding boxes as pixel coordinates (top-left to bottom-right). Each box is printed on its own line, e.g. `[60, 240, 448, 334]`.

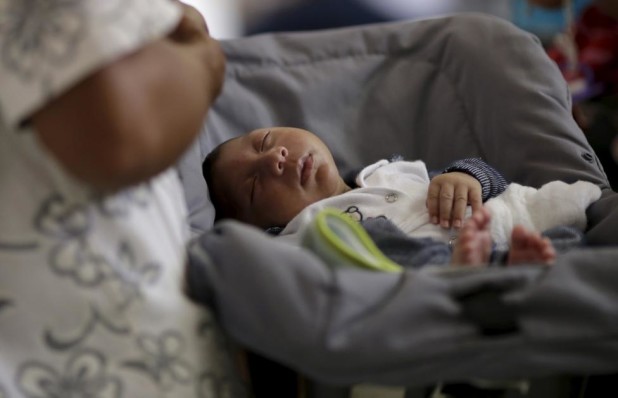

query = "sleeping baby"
[201, 126, 602, 267]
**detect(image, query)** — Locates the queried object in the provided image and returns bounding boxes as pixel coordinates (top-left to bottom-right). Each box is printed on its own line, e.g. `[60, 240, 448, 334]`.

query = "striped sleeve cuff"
[442, 158, 508, 201]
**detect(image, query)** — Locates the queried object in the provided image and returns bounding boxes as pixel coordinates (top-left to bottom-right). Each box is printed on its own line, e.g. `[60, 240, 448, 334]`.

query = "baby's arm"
[427, 158, 508, 229]
[443, 158, 509, 201]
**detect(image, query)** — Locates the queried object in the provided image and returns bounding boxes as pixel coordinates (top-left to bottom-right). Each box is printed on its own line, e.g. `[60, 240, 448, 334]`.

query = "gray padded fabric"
[189, 222, 618, 386]
[177, 125, 215, 236]
[181, 13, 618, 389]
[181, 13, 618, 242]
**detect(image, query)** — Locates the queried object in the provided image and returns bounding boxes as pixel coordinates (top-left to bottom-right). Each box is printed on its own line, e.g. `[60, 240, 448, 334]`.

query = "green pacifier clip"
[302, 208, 403, 273]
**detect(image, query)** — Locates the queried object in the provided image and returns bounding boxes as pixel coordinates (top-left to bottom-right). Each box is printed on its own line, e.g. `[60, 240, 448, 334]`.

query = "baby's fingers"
[468, 187, 483, 215]
[426, 183, 442, 225]
[437, 184, 455, 228]
[450, 186, 469, 229]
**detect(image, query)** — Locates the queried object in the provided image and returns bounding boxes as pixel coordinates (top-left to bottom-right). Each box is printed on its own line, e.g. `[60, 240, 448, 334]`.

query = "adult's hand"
[170, 1, 211, 39]
[33, 2, 226, 191]
[168, 3, 226, 107]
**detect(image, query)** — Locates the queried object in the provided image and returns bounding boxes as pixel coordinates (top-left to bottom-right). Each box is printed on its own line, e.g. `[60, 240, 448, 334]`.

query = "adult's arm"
[32, 5, 225, 191]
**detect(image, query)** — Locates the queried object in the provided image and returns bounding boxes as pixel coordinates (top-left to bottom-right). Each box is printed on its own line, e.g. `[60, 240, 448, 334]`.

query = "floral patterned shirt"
[0, 1, 246, 397]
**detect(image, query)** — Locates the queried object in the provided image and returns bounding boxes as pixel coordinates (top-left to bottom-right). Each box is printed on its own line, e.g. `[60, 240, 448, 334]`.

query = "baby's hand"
[426, 172, 482, 229]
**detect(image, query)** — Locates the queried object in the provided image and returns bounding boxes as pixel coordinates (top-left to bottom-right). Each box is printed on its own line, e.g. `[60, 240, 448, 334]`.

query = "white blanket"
[486, 180, 602, 248]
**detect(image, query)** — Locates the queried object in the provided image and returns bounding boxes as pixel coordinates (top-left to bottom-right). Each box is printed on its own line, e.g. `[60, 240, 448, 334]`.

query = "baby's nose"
[262, 146, 288, 176]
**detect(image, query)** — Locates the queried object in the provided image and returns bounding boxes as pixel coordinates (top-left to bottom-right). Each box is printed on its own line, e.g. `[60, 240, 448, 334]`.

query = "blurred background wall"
[182, 0, 590, 42]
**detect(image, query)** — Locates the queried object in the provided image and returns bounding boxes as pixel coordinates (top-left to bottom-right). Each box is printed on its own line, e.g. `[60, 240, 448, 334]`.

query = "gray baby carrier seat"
[179, 13, 618, 398]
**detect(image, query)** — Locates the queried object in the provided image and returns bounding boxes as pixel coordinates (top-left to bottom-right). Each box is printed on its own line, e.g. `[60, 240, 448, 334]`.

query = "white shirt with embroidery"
[0, 1, 246, 397]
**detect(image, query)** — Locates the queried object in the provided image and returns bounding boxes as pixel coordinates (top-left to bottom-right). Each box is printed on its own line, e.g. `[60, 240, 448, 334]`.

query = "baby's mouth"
[299, 154, 314, 186]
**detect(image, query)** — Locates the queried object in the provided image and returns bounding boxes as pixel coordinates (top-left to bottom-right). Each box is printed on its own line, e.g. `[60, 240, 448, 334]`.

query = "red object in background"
[548, 4, 618, 98]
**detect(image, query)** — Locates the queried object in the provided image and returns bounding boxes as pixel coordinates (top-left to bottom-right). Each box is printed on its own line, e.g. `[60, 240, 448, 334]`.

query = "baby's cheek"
[314, 164, 336, 190]
[260, 188, 302, 224]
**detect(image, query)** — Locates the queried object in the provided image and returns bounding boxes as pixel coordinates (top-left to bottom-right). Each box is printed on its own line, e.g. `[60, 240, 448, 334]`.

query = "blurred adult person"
[0, 1, 243, 397]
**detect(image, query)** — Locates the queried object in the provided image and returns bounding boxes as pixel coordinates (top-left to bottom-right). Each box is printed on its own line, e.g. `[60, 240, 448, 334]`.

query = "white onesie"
[280, 160, 602, 249]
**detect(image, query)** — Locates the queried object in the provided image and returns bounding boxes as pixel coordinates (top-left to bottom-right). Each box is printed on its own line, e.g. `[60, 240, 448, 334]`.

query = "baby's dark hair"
[201, 139, 286, 234]
[201, 143, 229, 222]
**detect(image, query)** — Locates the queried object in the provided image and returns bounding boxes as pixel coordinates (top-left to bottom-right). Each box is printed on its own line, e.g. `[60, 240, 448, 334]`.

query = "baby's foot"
[507, 225, 556, 266]
[452, 208, 492, 266]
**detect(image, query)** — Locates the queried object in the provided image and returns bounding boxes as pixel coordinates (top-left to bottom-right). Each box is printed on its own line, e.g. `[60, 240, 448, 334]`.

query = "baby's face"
[211, 127, 349, 228]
